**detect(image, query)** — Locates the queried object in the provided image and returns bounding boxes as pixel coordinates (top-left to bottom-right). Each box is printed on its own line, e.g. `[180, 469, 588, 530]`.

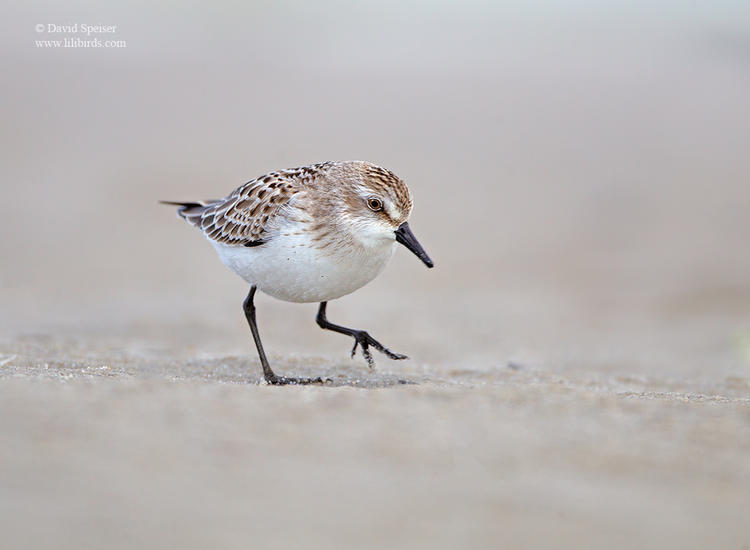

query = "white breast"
[211, 230, 396, 303]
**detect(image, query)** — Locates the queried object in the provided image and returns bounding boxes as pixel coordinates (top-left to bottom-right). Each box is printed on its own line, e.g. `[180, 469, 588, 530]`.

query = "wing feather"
[167, 162, 333, 247]
[195, 172, 302, 246]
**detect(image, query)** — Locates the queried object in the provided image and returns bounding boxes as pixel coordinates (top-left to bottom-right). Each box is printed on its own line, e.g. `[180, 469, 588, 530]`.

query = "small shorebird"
[162, 161, 433, 385]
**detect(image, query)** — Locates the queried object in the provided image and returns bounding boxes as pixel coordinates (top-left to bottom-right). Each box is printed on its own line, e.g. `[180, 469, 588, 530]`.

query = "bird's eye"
[367, 198, 383, 211]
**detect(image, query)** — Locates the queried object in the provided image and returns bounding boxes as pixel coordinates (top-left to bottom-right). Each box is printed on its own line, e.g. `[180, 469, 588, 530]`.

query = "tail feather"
[159, 200, 216, 226]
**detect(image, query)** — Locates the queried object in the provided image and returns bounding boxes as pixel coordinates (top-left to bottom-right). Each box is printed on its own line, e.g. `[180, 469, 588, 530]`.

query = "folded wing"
[163, 172, 302, 247]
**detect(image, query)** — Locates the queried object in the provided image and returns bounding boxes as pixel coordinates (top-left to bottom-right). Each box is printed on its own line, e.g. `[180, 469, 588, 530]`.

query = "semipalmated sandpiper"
[162, 161, 433, 385]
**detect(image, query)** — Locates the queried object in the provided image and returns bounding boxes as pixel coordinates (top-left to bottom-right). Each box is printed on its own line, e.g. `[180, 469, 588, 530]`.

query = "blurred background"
[2, 0, 750, 376]
[1, 1, 750, 548]
[2, 0, 749, 377]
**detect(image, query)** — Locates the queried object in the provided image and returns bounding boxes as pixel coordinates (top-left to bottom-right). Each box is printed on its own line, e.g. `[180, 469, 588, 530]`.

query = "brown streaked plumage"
[172, 164, 324, 246]
[165, 161, 413, 248]
[162, 160, 433, 386]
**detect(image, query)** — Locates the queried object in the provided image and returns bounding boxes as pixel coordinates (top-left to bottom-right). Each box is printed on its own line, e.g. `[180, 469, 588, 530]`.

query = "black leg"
[315, 301, 408, 368]
[243, 286, 327, 385]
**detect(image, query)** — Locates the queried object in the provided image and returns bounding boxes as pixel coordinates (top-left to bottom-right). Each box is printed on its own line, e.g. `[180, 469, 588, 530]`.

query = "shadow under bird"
[162, 160, 434, 385]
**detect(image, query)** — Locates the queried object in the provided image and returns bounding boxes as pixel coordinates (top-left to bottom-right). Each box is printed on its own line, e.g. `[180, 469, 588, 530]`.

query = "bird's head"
[334, 162, 434, 268]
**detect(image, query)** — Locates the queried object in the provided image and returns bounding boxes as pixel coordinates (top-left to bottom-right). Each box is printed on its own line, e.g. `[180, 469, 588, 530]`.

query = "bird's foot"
[263, 374, 331, 386]
[349, 331, 408, 368]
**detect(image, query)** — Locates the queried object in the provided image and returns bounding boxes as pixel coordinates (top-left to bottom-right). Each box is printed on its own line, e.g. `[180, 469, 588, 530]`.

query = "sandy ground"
[3, 1, 750, 548]
[1, 348, 749, 549]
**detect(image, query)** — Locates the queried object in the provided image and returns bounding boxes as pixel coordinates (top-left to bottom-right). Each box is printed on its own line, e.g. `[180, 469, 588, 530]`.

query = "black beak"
[395, 222, 434, 268]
